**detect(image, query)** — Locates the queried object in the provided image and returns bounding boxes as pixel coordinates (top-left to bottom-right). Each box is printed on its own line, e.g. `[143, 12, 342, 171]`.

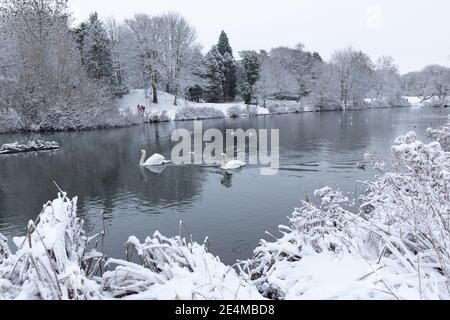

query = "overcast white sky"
[69, 0, 450, 74]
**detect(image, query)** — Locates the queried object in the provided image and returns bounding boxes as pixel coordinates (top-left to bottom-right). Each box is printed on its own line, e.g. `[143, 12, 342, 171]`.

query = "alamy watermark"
[171, 121, 280, 176]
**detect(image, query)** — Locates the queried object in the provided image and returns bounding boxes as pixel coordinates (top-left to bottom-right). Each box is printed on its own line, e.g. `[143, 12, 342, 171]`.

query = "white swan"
[139, 150, 171, 166]
[221, 153, 246, 170]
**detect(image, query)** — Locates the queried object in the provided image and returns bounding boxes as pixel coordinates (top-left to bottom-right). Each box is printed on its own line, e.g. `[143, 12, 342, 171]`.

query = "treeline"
[1, 0, 449, 133]
[0, 0, 137, 133]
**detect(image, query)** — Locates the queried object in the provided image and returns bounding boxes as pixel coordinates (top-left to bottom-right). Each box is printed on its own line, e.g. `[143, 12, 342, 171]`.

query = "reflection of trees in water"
[0, 123, 204, 232]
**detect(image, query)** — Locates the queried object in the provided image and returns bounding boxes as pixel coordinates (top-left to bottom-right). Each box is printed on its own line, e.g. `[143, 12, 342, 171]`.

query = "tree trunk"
[174, 92, 178, 106]
[152, 78, 158, 104]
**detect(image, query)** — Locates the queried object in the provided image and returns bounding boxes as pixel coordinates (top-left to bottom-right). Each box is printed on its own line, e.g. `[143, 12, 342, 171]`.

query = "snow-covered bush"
[144, 110, 171, 123]
[248, 187, 365, 299]
[365, 97, 411, 109]
[427, 116, 450, 151]
[0, 193, 103, 300]
[423, 98, 450, 108]
[101, 232, 262, 300]
[0, 233, 10, 264]
[359, 131, 450, 299]
[248, 129, 450, 300]
[227, 105, 248, 118]
[265, 100, 305, 114]
[174, 106, 225, 121]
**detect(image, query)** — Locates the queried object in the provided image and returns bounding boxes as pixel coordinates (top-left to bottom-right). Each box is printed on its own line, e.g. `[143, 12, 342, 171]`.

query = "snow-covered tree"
[104, 17, 129, 96]
[370, 56, 405, 106]
[158, 13, 203, 105]
[125, 14, 164, 104]
[204, 45, 225, 103]
[256, 51, 297, 106]
[76, 13, 113, 82]
[269, 44, 319, 101]
[0, 0, 127, 131]
[330, 47, 374, 109]
[416, 65, 450, 106]
[238, 50, 261, 105]
[217, 31, 237, 101]
[309, 62, 341, 110]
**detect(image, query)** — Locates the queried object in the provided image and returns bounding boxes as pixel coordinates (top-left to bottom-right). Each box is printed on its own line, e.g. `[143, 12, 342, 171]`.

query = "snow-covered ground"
[119, 90, 445, 125]
[403, 96, 424, 107]
[118, 90, 285, 123]
[402, 96, 449, 108]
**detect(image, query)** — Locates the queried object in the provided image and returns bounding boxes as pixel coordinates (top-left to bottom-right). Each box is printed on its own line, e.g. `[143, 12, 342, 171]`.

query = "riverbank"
[1, 119, 449, 300]
[1, 90, 427, 135]
[119, 90, 418, 123]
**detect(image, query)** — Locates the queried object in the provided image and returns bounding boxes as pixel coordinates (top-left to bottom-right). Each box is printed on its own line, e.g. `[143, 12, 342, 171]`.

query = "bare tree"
[330, 47, 374, 110]
[159, 13, 202, 106]
[125, 14, 164, 104]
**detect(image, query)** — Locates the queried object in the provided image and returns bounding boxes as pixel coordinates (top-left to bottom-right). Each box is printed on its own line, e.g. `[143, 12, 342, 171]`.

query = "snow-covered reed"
[0, 192, 103, 300]
[101, 232, 262, 300]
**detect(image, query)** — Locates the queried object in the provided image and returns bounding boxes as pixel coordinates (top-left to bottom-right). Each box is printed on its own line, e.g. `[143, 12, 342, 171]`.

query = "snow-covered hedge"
[174, 106, 225, 121]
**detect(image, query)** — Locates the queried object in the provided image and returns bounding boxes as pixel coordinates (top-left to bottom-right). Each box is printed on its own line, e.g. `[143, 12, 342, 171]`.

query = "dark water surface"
[1, 107, 448, 264]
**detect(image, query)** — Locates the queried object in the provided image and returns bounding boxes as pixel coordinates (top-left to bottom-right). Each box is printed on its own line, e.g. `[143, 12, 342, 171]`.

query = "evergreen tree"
[217, 31, 236, 101]
[239, 50, 261, 104]
[217, 31, 233, 57]
[312, 52, 323, 63]
[76, 13, 113, 82]
[204, 45, 225, 102]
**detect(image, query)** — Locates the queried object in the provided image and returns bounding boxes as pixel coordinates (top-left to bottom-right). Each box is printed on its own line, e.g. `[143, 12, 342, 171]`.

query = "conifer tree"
[204, 45, 225, 102]
[217, 31, 237, 101]
[239, 50, 261, 104]
[76, 13, 113, 82]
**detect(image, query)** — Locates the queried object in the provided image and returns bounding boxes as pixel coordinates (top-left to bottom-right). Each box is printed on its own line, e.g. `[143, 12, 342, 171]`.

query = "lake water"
[1, 107, 449, 264]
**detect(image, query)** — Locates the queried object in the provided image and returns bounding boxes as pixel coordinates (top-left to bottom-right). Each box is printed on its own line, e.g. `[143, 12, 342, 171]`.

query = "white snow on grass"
[119, 89, 282, 122]
[403, 96, 424, 107]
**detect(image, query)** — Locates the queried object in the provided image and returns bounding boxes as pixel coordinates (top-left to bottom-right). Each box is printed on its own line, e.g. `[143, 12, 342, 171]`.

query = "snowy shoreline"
[120, 89, 418, 124]
[1, 119, 450, 300]
[0, 90, 433, 135]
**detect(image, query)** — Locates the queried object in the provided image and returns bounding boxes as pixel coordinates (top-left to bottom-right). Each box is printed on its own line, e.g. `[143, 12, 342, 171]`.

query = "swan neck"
[140, 150, 146, 166]
[222, 155, 228, 167]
